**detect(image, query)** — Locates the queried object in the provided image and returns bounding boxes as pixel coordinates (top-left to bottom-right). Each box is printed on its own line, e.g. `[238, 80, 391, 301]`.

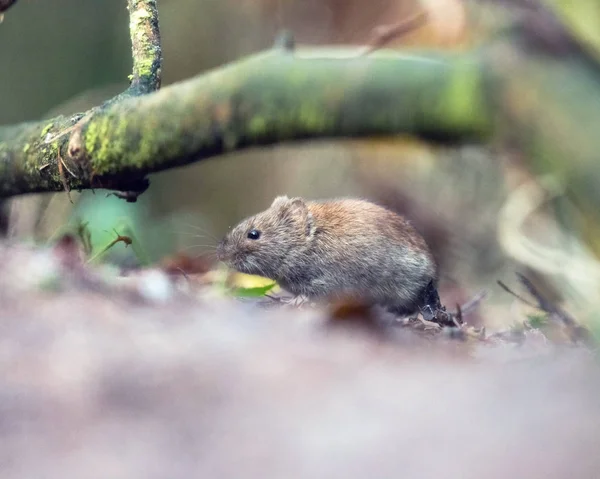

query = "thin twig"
[497, 280, 539, 308]
[516, 273, 591, 343]
[516, 273, 575, 327]
[360, 9, 428, 56]
[458, 290, 489, 316]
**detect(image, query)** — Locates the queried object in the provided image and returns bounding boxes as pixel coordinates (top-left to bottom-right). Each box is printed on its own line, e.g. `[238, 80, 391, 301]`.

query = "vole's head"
[217, 196, 315, 278]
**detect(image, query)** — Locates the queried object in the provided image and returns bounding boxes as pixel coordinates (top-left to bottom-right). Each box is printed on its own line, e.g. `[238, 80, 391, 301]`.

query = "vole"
[216, 196, 438, 316]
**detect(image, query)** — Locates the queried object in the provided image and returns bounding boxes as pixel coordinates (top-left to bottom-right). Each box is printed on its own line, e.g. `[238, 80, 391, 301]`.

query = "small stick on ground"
[457, 290, 488, 317]
[455, 303, 463, 324]
[418, 316, 442, 331]
[497, 280, 539, 309]
[516, 273, 591, 343]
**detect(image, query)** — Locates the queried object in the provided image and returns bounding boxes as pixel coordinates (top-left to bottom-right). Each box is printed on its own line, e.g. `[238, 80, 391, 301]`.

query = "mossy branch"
[0, 47, 493, 199]
[127, 0, 162, 95]
[0, 0, 164, 199]
[0, 0, 492, 200]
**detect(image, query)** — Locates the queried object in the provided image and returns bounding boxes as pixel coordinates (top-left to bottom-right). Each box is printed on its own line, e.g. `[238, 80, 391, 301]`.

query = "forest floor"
[0, 238, 598, 479]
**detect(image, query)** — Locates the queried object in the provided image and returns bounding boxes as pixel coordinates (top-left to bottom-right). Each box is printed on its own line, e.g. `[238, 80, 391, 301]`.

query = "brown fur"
[217, 196, 437, 315]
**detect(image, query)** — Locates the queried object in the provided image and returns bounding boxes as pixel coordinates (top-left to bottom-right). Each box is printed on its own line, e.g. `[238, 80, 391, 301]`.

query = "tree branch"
[0, 47, 492, 198]
[0, 0, 164, 199]
[127, 0, 162, 95]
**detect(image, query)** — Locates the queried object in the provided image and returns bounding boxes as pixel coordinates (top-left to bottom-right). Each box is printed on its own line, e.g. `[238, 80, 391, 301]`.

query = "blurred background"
[0, 0, 575, 327]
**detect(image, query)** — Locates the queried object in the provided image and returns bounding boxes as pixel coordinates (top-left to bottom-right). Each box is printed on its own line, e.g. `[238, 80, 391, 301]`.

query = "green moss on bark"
[0, 48, 493, 197]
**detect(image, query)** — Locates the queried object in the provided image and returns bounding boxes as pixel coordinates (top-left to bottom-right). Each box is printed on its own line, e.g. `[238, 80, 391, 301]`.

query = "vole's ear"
[286, 198, 315, 237]
[285, 197, 308, 217]
[270, 195, 290, 209]
[271, 196, 305, 217]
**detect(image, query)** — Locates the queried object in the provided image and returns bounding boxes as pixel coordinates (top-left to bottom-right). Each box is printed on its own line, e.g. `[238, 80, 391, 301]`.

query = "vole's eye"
[247, 229, 261, 240]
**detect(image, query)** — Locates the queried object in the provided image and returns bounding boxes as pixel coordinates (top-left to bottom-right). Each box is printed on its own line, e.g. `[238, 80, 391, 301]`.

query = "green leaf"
[230, 282, 276, 298]
[526, 313, 549, 329]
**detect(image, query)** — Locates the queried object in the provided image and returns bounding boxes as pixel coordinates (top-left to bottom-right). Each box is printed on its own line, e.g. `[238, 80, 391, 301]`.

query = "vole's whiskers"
[177, 232, 217, 239]
[172, 221, 219, 254]
[178, 243, 218, 253]
[173, 220, 220, 244]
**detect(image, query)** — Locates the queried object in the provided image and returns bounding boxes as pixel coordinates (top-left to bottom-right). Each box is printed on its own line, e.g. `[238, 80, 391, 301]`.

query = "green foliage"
[230, 282, 276, 298]
[526, 313, 549, 330]
[48, 215, 150, 266]
[70, 191, 171, 265]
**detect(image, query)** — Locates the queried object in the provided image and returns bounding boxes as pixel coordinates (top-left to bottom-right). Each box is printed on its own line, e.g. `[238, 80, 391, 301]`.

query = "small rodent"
[217, 196, 438, 315]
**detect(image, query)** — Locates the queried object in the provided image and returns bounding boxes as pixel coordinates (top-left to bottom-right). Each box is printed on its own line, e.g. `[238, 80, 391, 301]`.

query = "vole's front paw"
[282, 295, 311, 309]
[264, 293, 312, 309]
